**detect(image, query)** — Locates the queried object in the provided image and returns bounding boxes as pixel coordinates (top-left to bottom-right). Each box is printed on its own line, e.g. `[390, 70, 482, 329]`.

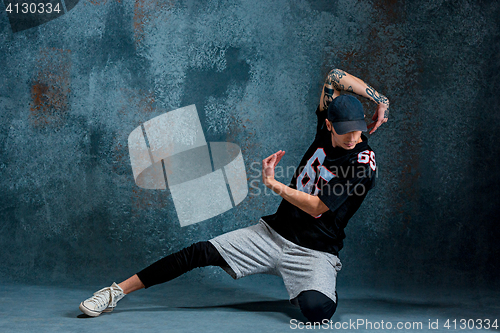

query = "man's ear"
[325, 119, 332, 131]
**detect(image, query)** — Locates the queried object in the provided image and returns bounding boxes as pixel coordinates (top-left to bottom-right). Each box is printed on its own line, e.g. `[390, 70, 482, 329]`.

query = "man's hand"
[368, 102, 389, 134]
[261, 149, 328, 217]
[262, 150, 285, 187]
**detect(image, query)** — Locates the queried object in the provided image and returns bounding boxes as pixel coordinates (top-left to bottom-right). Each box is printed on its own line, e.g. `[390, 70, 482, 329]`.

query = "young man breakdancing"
[79, 69, 390, 323]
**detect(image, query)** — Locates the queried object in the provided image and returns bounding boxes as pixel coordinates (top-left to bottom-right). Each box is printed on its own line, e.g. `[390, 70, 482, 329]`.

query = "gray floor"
[1, 274, 499, 333]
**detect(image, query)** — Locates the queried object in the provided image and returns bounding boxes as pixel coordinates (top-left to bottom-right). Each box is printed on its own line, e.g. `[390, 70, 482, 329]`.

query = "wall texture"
[0, 0, 499, 288]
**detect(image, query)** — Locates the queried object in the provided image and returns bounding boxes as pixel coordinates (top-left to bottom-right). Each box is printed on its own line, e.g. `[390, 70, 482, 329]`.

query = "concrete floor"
[1, 274, 499, 333]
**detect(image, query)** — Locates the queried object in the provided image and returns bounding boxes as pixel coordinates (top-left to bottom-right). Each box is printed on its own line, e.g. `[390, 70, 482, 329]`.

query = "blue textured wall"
[0, 0, 499, 288]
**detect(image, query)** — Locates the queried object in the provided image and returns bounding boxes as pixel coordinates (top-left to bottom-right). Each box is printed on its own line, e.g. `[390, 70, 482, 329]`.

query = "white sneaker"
[79, 282, 125, 317]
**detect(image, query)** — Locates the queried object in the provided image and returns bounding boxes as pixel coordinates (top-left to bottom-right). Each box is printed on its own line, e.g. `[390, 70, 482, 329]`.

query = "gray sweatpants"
[209, 219, 342, 303]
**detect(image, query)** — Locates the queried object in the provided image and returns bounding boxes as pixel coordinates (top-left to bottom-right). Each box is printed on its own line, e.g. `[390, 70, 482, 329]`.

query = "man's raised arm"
[319, 69, 390, 134]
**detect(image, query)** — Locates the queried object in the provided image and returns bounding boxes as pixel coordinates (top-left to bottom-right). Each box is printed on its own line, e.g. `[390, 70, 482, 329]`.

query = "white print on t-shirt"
[296, 148, 336, 196]
[357, 150, 376, 171]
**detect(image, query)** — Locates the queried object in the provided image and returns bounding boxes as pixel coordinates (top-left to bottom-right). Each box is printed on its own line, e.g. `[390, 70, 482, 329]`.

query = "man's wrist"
[263, 177, 277, 188]
[381, 98, 389, 106]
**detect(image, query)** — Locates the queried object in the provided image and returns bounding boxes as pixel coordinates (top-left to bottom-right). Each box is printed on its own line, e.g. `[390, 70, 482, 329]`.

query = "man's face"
[325, 119, 362, 150]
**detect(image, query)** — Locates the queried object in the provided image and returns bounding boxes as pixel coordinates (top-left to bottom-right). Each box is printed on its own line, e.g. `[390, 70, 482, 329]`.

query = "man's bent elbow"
[308, 203, 329, 218]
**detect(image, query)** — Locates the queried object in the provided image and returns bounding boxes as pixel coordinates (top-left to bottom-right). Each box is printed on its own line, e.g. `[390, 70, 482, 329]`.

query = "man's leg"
[295, 290, 338, 323]
[79, 241, 226, 316]
[275, 226, 342, 323]
[118, 274, 144, 294]
[135, 241, 227, 289]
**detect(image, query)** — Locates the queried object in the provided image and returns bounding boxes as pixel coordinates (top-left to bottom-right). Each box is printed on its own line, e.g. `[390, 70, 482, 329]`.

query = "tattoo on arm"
[347, 86, 353, 92]
[366, 84, 389, 105]
[323, 86, 334, 110]
[326, 69, 347, 91]
[384, 106, 389, 118]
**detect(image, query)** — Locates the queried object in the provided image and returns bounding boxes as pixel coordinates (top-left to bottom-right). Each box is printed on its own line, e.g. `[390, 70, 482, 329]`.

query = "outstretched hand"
[367, 103, 389, 134]
[262, 150, 285, 186]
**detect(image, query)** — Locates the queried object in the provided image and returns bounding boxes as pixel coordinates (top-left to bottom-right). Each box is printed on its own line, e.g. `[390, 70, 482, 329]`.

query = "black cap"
[327, 95, 367, 135]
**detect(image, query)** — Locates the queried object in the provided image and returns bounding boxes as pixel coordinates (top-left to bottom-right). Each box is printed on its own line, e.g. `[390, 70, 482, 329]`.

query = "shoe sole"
[79, 302, 114, 317]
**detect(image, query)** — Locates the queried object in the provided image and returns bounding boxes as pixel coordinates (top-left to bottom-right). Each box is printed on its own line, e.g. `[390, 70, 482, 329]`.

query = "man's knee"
[297, 290, 337, 323]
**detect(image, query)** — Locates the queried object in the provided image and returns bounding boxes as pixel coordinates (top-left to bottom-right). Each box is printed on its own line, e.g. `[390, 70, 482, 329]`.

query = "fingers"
[369, 123, 381, 134]
[262, 150, 285, 170]
[368, 119, 384, 134]
[275, 150, 285, 165]
[264, 150, 284, 162]
[262, 153, 276, 165]
[368, 104, 389, 134]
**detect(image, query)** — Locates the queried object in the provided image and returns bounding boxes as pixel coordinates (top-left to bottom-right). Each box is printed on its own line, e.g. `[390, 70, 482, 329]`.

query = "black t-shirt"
[261, 106, 377, 256]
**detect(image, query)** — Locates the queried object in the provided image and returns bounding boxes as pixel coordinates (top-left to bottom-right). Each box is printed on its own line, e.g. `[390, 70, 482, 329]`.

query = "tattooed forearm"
[384, 106, 390, 118]
[323, 85, 335, 110]
[326, 69, 347, 91]
[366, 85, 389, 106]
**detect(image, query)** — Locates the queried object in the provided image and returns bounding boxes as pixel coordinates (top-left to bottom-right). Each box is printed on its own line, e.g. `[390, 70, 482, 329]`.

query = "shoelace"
[88, 286, 118, 308]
